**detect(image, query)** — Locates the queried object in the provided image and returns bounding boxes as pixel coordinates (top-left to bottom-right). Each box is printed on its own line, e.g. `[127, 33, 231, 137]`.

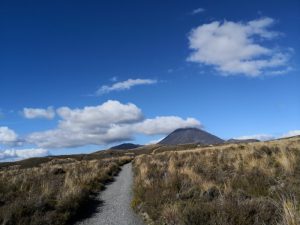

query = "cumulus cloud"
[0, 148, 49, 162]
[56, 100, 143, 126]
[27, 100, 201, 148]
[187, 17, 291, 76]
[191, 8, 205, 15]
[0, 126, 18, 144]
[96, 78, 157, 95]
[281, 130, 300, 138]
[134, 116, 201, 135]
[23, 107, 55, 119]
[235, 134, 275, 141]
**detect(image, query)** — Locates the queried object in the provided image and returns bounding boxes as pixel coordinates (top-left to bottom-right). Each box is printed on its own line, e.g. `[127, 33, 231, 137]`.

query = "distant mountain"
[158, 128, 224, 145]
[226, 139, 260, 144]
[109, 143, 142, 150]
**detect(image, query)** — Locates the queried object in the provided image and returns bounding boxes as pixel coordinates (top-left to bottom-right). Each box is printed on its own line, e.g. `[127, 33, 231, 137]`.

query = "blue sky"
[0, 0, 299, 161]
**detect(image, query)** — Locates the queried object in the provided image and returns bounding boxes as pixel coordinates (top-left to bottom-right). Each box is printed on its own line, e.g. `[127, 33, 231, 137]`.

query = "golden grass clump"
[281, 196, 299, 225]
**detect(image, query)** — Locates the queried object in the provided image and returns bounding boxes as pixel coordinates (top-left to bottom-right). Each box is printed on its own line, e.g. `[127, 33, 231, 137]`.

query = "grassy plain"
[0, 155, 131, 225]
[132, 136, 300, 225]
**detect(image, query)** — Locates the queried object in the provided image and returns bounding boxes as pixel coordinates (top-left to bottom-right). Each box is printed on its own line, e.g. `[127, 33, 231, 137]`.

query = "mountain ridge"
[109, 143, 142, 150]
[158, 127, 224, 145]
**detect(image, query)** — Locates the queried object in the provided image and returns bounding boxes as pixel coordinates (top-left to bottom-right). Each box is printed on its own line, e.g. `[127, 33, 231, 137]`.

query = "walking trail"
[75, 163, 145, 225]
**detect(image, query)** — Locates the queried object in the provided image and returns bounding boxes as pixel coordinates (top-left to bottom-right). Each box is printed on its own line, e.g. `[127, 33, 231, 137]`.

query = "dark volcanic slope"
[159, 128, 224, 145]
[110, 143, 142, 150]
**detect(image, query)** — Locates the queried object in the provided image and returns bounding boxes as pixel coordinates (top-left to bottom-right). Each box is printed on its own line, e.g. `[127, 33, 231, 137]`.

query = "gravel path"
[75, 163, 144, 225]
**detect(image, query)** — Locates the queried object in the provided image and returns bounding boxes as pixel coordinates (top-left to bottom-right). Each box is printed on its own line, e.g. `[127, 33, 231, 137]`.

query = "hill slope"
[159, 128, 224, 145]
[226, 138, 260, 143]
[109, 143, 142, 150]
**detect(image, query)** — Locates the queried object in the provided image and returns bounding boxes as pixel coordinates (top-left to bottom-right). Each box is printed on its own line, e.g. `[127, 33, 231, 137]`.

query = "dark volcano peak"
[158, 127, 224, 145]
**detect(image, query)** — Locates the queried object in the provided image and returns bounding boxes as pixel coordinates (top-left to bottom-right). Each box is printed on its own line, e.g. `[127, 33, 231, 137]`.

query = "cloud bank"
[96, 78, 157, 95]
[235, 134, 275, 141]
[281, 130, 300, 138]
[235, 130, 300, 141]
[27, 100, 201, 148]
[187, 17, 291, 76]
[0, 148, 49, 162]
[23, 107, 55, 119]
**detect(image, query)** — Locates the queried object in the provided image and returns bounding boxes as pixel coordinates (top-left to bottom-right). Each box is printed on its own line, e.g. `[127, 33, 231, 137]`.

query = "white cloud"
[96, 78, 157, 95]
[0, 148, 49, 162]
[281, 130, 300, 138]
[191, 8, 205, 15]
[235, 134, 275, 141]
[187, 17, 291, 76]
[0, 126, 18, 144]
[56, 100, 143, 129]
[27, 100, 201, 148]
[134, 116, 201, 135]
[23, 107, 55, 119]
[235, 130, 300, 141]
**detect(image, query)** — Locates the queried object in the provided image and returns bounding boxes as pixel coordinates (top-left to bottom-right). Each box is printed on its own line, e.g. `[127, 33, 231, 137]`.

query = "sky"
[0, 0, 299, 161]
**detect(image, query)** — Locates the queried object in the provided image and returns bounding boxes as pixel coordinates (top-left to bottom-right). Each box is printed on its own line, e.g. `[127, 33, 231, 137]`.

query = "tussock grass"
[281, 195, 299, 225]
[132, 136, 300, 225]
[0, 156, 132, 225]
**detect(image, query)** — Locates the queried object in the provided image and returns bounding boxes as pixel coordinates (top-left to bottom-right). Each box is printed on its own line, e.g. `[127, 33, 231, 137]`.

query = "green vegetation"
[132, 136, 300, 225]
[0, 156, 132, 225]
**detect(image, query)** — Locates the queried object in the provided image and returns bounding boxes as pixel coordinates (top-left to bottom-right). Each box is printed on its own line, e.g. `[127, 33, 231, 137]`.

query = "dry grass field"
[132, 136, 300, 225]
[0, 156, 132, 225]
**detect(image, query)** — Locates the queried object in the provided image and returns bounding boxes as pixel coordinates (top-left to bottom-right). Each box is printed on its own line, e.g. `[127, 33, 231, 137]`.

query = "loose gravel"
[75, 163, 144, 225]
